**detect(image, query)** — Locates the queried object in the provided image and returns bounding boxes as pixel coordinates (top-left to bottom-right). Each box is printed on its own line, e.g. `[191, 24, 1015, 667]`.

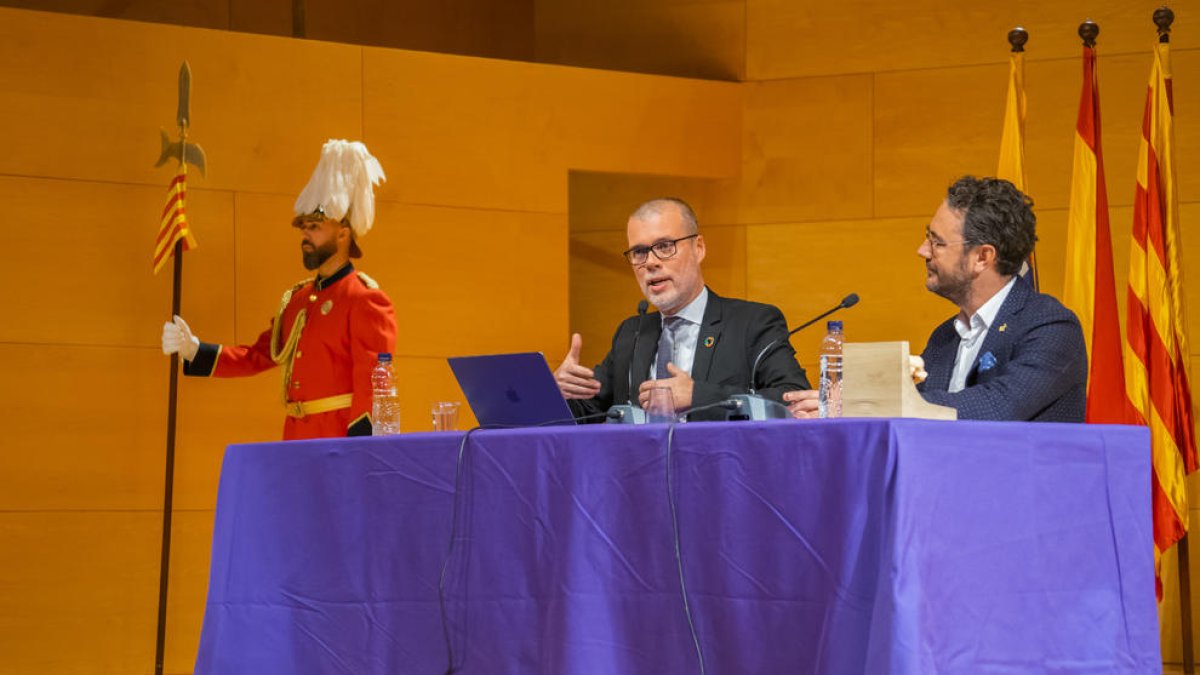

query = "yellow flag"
[997, 52, 1027, 191]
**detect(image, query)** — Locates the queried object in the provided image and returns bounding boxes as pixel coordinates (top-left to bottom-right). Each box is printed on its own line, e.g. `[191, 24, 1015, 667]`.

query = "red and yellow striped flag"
[153, 167, 198, 274]
[1063, 45, 1129, 424]
[1125, 40, 1197, 590]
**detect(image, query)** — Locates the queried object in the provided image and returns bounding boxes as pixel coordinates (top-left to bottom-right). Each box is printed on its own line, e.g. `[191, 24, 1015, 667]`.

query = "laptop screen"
[448, 352, 577, 427]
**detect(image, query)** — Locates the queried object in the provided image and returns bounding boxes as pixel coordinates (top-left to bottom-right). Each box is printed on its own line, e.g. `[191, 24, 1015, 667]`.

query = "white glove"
[162, 315, 200, 361]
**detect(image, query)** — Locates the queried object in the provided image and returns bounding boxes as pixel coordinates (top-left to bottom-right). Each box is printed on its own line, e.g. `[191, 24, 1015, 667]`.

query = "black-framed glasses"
[623, 234, 699, 265]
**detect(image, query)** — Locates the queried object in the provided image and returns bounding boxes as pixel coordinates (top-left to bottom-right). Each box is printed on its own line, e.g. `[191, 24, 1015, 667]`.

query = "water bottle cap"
[827, 320, 843, 331]
[377, 352, 392, 362]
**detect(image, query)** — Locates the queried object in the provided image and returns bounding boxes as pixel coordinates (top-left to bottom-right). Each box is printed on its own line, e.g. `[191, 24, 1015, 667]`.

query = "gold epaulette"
[356, 271, 380, 289]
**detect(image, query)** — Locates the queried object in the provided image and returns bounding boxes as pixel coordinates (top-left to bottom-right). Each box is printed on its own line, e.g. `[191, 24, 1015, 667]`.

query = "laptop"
[448, 352, 577, 427]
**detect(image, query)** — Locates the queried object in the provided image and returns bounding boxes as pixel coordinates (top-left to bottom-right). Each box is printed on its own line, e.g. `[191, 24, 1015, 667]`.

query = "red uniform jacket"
[185, 263, 397, 440]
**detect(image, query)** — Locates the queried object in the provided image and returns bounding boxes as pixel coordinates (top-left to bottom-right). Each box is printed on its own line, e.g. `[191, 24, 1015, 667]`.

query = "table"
[194, 419, 1160, 674]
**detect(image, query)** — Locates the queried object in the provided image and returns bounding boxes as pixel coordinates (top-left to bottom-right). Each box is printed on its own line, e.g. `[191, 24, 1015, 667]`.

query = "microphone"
[739, 290, 864, 417]
[627, 300, 649, 404]
[785, 292, 859, 338]
[748, 292, 859, 395]
[607, 300, 650, 425]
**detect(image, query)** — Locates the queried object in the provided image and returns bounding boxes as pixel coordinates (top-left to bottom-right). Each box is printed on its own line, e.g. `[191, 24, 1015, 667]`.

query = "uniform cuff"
[347, 412, 372, 437]
[183, 342, 220, 377]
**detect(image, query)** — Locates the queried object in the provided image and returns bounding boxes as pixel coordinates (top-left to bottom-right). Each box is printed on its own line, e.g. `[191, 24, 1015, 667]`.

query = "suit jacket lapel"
[968, 277, 1030, 385]
[629, 315, 662, 397]
[691, 290, 723, 382]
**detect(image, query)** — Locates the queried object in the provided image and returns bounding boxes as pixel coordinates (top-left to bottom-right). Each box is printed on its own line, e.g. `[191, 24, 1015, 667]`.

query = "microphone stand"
[607, 300, 649, 425]
[736, 293, 859, 421]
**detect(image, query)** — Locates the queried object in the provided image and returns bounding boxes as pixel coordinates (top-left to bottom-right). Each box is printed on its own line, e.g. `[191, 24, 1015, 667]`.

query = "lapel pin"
[704, 336, 715, 348]
[998, 323, 1007, 333]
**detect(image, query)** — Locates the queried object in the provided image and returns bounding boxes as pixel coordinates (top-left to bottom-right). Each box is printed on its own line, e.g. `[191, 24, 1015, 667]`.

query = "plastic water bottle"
[371, 353, 401, 435]
[818, 320, 844, 419]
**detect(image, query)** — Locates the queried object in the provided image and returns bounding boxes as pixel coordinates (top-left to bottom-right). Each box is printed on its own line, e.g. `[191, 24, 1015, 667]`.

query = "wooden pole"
[154, 240, 184, 675]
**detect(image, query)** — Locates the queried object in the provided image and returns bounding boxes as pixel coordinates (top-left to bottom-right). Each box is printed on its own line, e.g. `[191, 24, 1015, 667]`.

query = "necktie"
[655, 316, 681, 379]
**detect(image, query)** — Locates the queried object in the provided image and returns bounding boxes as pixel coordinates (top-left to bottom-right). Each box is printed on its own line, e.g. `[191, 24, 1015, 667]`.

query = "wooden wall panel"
[568, 171, 740, 233]
[162, 511, 217, 674]
[0, 510, 213, 675]
[371, 203, 567, 359]
[394, 356, 480, 432]
[307, 0, 535, 61]
[873, 51, 1199, 220]
[0, 176, 236, 348]
[741, 74, 873, 224]
[362, 47, 741, 214]
[534, 0, 744, 80]
[747, 0, 1200, 81]
[0, 7, 362, 193]
[229, 0, 292, 36]
[0, 0, 232, 30]
[0, 512, 160, 675]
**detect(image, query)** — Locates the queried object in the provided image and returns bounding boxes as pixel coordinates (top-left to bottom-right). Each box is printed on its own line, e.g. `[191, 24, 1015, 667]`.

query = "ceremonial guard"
[162, 140, 398, 439]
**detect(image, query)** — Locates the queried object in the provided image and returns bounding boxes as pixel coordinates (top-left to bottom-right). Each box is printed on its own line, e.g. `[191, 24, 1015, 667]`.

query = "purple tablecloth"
[194, 419, 1160, 674]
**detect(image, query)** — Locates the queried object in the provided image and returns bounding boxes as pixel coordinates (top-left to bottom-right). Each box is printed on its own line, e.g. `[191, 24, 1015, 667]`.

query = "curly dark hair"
[945, 176, 1038, 276]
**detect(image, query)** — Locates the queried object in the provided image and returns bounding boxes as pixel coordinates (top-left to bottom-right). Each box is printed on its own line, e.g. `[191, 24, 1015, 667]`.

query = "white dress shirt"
[949, 277, 1016, 393]
[653, 287, 709, 378]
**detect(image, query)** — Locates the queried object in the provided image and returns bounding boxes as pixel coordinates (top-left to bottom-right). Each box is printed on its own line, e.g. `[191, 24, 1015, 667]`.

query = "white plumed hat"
[293, 139, 386, 240]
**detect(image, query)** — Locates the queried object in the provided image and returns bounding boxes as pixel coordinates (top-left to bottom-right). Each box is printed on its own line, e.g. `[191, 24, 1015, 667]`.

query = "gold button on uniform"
[309, 294, 318, 302]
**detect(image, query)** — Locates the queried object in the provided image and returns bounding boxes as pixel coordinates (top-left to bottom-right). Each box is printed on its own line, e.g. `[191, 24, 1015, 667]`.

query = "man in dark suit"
[914, 176, 1087, 422]
[554, 198, 810, 421]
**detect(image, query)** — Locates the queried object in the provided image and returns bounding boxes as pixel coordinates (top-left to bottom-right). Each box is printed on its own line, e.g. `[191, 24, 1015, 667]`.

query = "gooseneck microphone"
[626, 300, 650, 404]
[748, 293, 860, 395]
[607, 300, 650, 424]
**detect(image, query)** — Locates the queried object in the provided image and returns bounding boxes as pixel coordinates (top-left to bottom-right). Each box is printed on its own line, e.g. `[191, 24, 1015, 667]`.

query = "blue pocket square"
[978, 351, 998, 373]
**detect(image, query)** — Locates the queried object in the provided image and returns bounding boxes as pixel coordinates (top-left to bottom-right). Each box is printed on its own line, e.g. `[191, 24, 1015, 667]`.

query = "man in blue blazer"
[915, 177, 1087, 422]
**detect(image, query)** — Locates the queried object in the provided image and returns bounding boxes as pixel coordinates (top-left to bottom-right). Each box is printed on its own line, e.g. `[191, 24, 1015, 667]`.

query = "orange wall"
[0, 7, 740, 673]
[4, 1, 1200, 672]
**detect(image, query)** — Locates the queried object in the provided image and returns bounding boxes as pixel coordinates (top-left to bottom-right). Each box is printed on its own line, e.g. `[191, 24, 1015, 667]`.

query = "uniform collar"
[315, 262, 354, 291]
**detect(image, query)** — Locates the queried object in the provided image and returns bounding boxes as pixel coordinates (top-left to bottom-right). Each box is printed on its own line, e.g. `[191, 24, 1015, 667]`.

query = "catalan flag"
[1063, 44, 1129, 424]
[153, 166, 198, 274]
[1125, 40, 1197, 592]
[996, 33, 1038, 289]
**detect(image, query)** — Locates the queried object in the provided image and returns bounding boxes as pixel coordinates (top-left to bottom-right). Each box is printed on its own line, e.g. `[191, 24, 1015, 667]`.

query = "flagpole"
[1148, 7, 1195, 673]
[151, 61, 205, 675]
[154, 239, 183, 675]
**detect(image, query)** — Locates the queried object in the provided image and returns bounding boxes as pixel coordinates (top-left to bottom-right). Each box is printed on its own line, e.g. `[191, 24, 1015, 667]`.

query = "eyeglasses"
[924, 227, 972, 252]
[623, 234, 699, 265]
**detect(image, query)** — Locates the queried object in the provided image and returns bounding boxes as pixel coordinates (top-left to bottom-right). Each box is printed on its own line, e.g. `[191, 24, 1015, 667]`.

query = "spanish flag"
[1125, 40, 1197, 593]
[153, 166, 198, 275]
[1063, 44, 1128, 425]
